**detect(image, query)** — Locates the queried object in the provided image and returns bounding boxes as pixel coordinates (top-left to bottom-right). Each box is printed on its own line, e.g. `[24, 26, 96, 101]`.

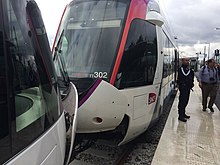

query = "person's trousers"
[201, 83, 219, 109]
[178, 86, 191, 117]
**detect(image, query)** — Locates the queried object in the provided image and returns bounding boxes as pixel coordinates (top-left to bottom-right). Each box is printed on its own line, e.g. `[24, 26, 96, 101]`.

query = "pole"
[203, 45, 206, 65]
[208, 43, 210, 59]
[196, 53, 199, 71]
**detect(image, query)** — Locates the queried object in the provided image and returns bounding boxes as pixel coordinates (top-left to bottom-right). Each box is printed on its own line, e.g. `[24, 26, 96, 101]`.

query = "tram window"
[162, 32, 170, 78]
[171, 47, 175, 74]
[115, 19, 157, 89]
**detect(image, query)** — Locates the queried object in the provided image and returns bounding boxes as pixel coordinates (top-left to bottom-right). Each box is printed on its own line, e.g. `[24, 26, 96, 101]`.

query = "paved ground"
[152, 82, 220, 165]
[215, 89, 220, 110]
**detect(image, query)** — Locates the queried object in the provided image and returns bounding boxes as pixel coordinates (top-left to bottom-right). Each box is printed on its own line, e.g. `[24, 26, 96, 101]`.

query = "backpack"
[202, 65, 219, 79]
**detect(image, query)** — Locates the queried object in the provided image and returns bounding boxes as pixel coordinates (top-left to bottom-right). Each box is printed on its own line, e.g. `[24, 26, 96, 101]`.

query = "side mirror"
[146, 11, 164, 27]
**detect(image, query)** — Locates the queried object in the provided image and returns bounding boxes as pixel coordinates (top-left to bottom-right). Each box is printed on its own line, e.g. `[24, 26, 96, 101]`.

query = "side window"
[171, 46, 175, 74]
[115, 19, 157, 89]
[167, 41, 175, 77]
[162, 32, 171, 78]
[162, 31, 177, 82]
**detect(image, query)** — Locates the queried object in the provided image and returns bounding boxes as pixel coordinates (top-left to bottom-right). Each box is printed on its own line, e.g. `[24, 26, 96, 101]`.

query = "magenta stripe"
[78, 79, 102, 107]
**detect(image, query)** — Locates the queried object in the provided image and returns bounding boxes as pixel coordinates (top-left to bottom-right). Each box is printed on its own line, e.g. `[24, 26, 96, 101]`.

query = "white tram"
[52, 0, 179, 147]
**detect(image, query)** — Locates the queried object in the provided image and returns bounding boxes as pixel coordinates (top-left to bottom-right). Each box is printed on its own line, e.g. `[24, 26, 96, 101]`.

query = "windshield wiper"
[53, 30, 70, 87]
[80, 19, 97, 27]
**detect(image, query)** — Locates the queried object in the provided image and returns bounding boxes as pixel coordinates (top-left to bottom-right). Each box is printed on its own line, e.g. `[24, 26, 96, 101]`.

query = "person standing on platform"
[197, 59, 219, 112]
[177, 57, 194, 122]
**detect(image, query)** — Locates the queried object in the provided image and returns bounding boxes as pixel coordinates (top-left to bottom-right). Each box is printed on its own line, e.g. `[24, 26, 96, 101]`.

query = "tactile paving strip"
[187, 160, 215, 165]
[187, 145, 215, 164]
[186, 132, 216, 164]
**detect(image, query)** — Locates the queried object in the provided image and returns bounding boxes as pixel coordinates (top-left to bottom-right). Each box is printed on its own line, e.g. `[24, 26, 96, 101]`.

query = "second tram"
[53, 0, 179, 147]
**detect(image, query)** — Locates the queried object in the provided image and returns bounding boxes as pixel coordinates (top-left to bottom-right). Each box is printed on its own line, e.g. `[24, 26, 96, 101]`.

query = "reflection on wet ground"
[152, 82, 220, 165]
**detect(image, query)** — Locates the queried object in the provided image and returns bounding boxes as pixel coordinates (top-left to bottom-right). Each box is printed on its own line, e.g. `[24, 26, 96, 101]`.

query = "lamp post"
[214, 28, 220, 62]
[203, 45, 206, 65]
[174, 36, 178, 48]
[195, 52, 201, 71]
[205, 42, 210, 59]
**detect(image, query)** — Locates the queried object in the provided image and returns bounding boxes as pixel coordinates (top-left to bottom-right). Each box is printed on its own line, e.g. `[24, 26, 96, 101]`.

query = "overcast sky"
[36, 0, 220, 58]
[35, 0, 71, 46]
[160, 0, 220, 58]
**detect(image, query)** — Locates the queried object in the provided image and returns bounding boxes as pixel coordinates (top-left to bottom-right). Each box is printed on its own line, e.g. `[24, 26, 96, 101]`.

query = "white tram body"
[53, 0, 178, 146]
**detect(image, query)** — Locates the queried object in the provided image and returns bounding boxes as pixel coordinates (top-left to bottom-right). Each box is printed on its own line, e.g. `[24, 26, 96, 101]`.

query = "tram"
[0, 0, 78, 164]
[52, 0, 179, 147]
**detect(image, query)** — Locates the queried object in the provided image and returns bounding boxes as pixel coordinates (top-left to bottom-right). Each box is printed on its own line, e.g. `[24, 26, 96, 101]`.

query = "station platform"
[151, 82, 220, 165]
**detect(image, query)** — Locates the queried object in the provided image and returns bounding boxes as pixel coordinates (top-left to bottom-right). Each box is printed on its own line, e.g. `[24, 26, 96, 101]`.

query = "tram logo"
[148, 93, 157, 105]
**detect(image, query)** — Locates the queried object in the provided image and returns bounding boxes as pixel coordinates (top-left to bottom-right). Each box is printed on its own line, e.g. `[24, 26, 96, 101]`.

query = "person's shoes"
[202, 108, 206, 111]
[178, 117, 187, 122]
[184, 114, 190, 119]
[208, 107, 214, 112]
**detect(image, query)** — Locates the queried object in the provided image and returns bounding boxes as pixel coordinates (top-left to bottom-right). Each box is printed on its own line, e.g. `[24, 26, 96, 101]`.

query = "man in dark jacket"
[177, 57, 194, 122]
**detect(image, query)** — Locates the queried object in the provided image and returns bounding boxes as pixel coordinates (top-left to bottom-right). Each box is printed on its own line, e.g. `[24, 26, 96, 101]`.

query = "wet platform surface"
[152, 82, 220, 165]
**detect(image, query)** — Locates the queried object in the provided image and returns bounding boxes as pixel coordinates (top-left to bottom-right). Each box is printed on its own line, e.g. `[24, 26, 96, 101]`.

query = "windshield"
[53, 0, 129, 83]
